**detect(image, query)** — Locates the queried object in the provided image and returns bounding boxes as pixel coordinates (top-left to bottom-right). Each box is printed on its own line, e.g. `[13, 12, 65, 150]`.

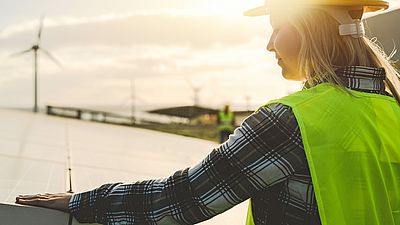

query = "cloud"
[0, 12, 280, 110]
[0, 35, 289, 109]
[0, 13, 266, 50]
[0, 11, 166, 39]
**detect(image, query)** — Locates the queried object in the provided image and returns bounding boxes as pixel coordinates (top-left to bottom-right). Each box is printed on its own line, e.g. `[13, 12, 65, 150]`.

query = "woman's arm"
[17, 103, 306, 225]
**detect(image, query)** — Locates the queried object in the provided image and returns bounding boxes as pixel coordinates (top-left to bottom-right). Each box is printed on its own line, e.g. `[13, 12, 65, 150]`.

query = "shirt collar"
[334, 66, 386, 93]
[304, 66, 387, 94]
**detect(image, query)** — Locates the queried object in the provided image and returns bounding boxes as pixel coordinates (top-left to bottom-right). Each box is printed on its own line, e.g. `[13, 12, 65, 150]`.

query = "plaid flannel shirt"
[69, 66, 390, 225]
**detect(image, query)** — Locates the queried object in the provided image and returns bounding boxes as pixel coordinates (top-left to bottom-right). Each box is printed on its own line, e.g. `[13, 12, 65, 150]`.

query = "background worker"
[16, 0, 400, 225]
[217, 104, 235, 143]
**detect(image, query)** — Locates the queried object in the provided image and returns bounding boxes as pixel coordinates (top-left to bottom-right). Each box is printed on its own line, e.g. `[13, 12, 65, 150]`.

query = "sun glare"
[188, 0, 400, 17]
[187, 0, 263, 16]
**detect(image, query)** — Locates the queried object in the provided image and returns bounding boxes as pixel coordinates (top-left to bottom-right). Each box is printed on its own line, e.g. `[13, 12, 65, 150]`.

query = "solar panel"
[0, 109, 247, 224]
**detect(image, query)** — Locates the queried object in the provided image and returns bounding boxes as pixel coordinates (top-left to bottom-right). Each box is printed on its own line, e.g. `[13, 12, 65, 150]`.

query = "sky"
[1, 0, 399, 113]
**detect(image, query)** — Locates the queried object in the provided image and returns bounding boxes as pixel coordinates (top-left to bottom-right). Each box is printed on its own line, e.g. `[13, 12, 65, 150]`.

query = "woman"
[16, 0, 400, 224]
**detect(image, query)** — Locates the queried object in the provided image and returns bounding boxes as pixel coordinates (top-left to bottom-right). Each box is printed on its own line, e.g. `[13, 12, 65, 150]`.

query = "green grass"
[135, 123, 219, 143]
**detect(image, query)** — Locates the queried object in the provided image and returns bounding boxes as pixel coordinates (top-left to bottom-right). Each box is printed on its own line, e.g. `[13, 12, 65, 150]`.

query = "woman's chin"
[281, 70, 304, 81]
[281, 71, 297, 81]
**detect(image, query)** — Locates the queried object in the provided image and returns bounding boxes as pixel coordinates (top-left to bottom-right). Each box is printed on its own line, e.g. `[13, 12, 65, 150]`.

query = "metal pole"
[130, 78, 136, 125]
[65, 125, 73, 193]
[34, 49, 38, 113]
[65, 125, 74, 225]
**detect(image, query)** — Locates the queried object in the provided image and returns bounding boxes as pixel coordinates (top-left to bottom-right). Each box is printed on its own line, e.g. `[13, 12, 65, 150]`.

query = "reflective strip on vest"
[218, 111, 234, 131]
[246, 83, 400, 225]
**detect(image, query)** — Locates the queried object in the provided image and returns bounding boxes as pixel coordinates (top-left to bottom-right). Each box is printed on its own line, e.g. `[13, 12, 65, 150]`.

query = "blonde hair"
[289, 8, 400, 104]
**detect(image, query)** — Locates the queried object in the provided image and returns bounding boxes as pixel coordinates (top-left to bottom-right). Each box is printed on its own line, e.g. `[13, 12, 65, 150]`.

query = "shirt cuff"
[68, 191, 103, 224]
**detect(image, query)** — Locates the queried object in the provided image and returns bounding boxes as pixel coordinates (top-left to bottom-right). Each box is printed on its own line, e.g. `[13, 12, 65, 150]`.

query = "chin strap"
[319, 6, 366, 39]
[339, 19, 365, 38]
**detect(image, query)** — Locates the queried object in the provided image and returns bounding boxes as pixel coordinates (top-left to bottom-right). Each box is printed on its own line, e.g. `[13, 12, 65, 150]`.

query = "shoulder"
[241, 103, 298, 132]
[269, 83, 344, 107]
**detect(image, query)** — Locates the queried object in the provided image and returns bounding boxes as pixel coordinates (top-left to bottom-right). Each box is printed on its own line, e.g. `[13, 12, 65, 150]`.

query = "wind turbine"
[118, 78, 147, 124]
[129, 77, 136, 124]
[186, 78, 204, 107]
[245, 95, 252, 111]
[11, 15, 61, 113]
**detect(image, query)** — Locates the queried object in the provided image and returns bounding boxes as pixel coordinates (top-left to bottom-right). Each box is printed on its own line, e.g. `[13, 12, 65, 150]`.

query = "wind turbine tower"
[12, 15, 61, 113]
[186, 79, 204, 107]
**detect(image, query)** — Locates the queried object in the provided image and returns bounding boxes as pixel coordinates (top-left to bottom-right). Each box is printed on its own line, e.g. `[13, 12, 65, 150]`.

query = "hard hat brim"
[244, 1, 389, 16]
[244, 7, 268, 17]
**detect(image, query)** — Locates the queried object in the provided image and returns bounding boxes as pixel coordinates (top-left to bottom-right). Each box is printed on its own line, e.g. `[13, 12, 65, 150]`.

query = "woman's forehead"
[268, 4, 306, 26]
[269, 12, 291, 27]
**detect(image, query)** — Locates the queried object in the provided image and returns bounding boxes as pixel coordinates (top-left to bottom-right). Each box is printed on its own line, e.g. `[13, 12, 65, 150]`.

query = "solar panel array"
[0, 109, 247, 224]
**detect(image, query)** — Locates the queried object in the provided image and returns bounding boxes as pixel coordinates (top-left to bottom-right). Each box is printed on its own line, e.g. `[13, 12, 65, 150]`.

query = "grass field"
[135, 123, 220, 143]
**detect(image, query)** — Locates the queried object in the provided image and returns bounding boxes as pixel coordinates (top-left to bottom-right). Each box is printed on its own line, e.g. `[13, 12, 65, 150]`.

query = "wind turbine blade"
[37, 15, 45, 45]
[185, 77, 195, 90]
[198, 82, 205, 91]
[10, 48, 33, 57]
[41, 48, 63, 67]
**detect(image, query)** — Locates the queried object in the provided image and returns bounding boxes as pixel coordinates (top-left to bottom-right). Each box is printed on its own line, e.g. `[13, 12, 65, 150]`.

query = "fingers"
[16, 197, 45, 205]
[15, 192, 72, 213]
[16, 197, 50, 206]
[17, 193, 67, 200]
[16, 194, 65, 204]
[17, 194, 50, 200]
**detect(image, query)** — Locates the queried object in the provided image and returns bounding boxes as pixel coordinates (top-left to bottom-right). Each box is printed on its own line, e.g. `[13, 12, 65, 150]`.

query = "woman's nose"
[266, 36, 274, 52]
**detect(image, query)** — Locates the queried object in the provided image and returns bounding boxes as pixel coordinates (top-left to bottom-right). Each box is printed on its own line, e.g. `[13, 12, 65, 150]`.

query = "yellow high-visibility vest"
[247, 83, 400, 225]
[218, 111, 234, 131]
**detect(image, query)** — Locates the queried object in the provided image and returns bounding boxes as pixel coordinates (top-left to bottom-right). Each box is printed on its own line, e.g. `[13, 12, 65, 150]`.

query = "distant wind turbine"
[186, 78, 204, 107]
[11, 15, 62, 113]
[245, 95, 252, 111]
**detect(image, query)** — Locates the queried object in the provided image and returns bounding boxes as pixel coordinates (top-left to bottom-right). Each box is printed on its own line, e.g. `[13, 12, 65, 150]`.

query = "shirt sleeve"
[68, 103, 307, 225]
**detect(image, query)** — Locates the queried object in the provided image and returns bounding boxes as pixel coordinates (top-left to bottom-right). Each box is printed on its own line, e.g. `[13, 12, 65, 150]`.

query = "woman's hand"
[15, 192, 73, 213]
